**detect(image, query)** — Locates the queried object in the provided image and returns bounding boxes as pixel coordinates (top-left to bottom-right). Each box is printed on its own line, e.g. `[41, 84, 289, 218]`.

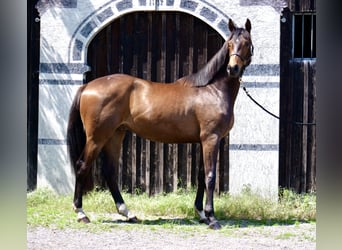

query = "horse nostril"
[233, 65, 239, 73]
[227, 65, 239, 76]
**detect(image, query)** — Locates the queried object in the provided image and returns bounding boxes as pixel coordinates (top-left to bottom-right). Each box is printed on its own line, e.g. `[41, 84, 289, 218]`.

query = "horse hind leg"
[102, 131, 139, 223]
[73, 139, 102, 223]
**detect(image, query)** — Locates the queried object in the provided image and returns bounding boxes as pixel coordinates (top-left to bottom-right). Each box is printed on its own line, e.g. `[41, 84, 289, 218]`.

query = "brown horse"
[67, 18, 253, 229]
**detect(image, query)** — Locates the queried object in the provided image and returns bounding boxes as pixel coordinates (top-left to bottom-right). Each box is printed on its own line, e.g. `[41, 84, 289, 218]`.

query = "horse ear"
[228, 19, 236, 32]
[245, 18, 251, 33]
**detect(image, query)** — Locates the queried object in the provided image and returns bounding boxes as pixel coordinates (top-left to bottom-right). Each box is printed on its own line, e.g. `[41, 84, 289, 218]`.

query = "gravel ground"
[27, 222, 315, 250]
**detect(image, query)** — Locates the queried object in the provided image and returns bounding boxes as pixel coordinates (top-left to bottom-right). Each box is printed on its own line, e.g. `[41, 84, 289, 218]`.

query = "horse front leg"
[201, 135, 221, 230]
[194, 148, 209, 224]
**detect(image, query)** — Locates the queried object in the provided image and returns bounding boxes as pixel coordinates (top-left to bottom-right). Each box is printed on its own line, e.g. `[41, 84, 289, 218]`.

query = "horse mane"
[184, 40, 229, 87]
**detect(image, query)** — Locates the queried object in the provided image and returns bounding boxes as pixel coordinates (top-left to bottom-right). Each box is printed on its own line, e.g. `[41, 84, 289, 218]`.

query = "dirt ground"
[27, 222, 315, 250]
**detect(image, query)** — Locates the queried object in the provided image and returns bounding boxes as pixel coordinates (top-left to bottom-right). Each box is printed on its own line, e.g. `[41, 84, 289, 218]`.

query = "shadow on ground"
[102, 216, 313, 228]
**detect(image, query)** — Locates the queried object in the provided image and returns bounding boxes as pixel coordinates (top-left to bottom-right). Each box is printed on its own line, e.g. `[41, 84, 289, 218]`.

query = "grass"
[27, 187, 315, 233]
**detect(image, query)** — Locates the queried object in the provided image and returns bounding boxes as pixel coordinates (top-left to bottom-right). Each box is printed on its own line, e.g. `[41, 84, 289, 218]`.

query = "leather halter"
[229, 44, 254, 64]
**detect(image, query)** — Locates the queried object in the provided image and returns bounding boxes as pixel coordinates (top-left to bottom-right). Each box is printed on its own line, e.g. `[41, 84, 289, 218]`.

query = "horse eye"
[250, 45, 254, 55]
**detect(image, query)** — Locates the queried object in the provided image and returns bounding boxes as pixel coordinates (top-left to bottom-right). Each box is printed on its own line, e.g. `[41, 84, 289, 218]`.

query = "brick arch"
[68, 0, 231, 64]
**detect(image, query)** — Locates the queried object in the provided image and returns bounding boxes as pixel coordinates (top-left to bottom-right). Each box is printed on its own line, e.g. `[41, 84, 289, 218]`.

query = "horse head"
[226, 19, 253, 78]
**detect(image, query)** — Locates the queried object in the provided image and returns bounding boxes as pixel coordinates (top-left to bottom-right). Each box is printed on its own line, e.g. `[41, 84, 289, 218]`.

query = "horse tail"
[67, 84, 94, 193]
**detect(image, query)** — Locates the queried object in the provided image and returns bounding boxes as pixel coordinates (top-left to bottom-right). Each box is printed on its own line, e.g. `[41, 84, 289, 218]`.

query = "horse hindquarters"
[67, 83, 137, 223]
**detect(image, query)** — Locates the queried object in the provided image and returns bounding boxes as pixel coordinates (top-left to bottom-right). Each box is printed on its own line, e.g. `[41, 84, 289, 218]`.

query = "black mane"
[184, 28, 249, 87]
[184, 40, 229, 87]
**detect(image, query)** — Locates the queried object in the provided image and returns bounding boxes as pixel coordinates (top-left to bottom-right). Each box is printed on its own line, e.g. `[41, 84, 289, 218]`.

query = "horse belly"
[126, 114, 200, 143]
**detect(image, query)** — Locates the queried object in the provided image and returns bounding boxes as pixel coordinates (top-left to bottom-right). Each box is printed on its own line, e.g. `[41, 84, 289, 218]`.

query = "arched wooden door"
[86, 12, 228, 195]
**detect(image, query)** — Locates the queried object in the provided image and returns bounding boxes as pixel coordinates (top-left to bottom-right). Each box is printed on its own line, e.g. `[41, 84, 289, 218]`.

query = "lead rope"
[240, 79, 316, 126]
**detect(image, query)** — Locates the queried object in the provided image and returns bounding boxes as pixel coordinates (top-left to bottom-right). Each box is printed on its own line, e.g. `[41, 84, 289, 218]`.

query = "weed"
[275, 232, 297, 240]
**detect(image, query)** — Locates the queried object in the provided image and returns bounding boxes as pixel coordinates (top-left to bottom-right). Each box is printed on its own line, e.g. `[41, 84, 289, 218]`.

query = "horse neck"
[213, 76, 241, 105]
[228, 77, 241, 102]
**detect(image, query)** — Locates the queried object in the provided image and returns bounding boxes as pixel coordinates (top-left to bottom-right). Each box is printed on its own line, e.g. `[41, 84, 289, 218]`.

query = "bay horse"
[67, 18, 253, 229]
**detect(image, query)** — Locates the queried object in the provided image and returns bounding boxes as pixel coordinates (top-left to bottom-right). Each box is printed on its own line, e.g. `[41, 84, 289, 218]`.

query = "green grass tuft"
[215, 188, 316, 223]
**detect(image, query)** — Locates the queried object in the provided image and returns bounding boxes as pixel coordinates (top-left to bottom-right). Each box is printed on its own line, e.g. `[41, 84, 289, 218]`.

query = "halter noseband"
[229, 53, 248, 63]
[229, 44, 254, 64]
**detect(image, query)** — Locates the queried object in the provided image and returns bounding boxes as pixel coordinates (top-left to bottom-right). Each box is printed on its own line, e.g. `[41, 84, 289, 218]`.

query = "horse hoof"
[209, 221, 221, 230]
[77, 216, 90, 223]
[199, 218, 210, 225]
[128, 216, 139, 223]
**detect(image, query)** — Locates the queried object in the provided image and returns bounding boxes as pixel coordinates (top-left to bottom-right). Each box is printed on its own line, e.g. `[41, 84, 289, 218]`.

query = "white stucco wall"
[36, 0, 286, 199]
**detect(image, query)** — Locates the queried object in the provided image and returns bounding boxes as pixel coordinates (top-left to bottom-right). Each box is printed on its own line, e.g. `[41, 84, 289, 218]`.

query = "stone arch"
[68, 0, 231, 64]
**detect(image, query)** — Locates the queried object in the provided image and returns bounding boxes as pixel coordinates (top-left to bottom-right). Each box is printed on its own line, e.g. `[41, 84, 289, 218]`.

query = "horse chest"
[215, 107, 234, 130]
[197, 97, 234, 135]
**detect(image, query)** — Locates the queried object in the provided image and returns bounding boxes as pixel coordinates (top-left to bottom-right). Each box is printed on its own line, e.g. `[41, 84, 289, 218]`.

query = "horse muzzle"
[227, 64, 240, 78]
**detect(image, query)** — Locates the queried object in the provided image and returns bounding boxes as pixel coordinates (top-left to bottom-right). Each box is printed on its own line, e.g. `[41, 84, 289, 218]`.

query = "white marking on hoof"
[74, 208, 87, 220]
[198, 210, 207, 221]
[117, 203, 135, 219]
[194, 207, 207, 221]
